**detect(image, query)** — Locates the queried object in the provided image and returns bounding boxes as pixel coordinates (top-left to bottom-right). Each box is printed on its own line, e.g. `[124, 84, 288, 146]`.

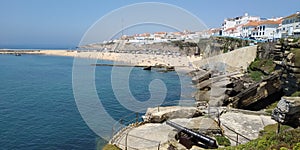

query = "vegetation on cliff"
[220, 124, 300, 150]
[171, 36, 251, 56]
[102, 144, 121, 150]
[215, 36, 250, 53]
[215, 135, 231, 147]
[248, 58, 276, 82]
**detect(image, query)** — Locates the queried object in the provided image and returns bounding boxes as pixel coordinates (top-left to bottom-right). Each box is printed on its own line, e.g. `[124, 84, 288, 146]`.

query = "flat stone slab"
[144, 106, 202, 123]
[220, 112, 276, 145]
[170, 117, 220, 132]
[113, 123, 174, 150]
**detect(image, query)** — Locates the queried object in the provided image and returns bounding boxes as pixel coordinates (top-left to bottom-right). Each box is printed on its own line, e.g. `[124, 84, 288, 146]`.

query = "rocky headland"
[108, 37, 300, 150]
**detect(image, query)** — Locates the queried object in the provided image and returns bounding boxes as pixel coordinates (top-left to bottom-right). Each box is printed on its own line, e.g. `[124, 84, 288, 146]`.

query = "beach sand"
[38, 50, 201, 71]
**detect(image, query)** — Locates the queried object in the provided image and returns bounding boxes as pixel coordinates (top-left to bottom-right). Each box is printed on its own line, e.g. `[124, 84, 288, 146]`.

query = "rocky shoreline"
[107, 45, 269, 149]
[108, 39, 300, 149]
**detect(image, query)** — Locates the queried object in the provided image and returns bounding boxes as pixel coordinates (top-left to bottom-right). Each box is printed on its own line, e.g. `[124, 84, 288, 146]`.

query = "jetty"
[0, 49, 42, 55]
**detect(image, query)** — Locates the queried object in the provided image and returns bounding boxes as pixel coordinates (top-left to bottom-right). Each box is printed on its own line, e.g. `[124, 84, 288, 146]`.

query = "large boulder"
[220, 111, 276, 145]
[143, 106, 203, 123]
[271, 96, 300, 128]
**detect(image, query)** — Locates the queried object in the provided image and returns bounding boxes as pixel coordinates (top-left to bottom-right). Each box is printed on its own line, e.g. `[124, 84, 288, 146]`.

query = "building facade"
[281, 12, 300, 37]
[221, 13, 260, 37]
[251, 20, 282, 40]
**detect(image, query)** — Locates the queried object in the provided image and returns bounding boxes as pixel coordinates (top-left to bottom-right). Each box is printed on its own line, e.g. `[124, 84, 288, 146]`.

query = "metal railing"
[221, 123, 251, 146]
[116, 133, 161, 150]
[110, 99, 196, 149]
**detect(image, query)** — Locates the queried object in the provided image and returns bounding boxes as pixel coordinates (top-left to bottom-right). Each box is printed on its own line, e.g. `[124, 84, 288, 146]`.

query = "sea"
[0, 54, 195, 150]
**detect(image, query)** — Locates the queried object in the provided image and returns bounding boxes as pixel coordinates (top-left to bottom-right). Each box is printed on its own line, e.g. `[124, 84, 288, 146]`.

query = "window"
[262, 32, 264, 35]
[263, 26, 265, 30]
[259, 32, 261, 35]
[283, 27, 285, 31]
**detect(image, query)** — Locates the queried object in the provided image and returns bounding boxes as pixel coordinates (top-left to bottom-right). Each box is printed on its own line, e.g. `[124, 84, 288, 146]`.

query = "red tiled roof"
[244, 21, 260, 27]
[154, 32, 167, 35]
[259, 19, 282, 25]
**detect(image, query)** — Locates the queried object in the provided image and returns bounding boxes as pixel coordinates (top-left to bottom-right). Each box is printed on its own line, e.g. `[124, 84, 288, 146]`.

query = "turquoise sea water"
[0, 54, 194, 149]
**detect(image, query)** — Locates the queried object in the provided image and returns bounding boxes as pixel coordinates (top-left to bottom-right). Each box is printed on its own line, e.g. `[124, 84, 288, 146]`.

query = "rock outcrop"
[272, 96, 300, 128]
[220, 111, 276, 145]
[143, 106, 203, 123]
[258, 39, 300, 96]
[229, 73, 282, 110]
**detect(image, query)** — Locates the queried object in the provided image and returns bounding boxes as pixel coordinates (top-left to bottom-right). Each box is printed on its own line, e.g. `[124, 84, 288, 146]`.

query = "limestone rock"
[144, 106, 203, 123]
[271, 96, 300, 128]
[220, 112, 276, 145]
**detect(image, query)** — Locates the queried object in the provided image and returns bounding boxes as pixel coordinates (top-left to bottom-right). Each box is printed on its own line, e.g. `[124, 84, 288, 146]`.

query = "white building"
[251, 19, 282, 40]
[242, 21, 260, 38]
[281, 12, 300, 37]
[221, 13, 260, 37]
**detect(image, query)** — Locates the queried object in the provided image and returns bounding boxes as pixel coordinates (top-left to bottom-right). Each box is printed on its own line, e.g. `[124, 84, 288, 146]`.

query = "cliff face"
[230, 73, 282, 110]
[257, 38, 300, 96]
[190, 38, 300, 111]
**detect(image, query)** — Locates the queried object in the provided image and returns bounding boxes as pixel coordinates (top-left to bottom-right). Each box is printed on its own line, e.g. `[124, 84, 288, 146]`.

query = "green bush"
[291, 91, 300, 97]
[257, 139, 268, 149]
[219, 124, 300, 150]
[293, 142, 300, 150]
[215, 135, 231, 147]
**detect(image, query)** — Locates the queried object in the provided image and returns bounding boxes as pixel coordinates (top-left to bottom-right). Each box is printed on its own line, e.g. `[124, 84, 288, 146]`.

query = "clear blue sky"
[0, 0, 299, 49]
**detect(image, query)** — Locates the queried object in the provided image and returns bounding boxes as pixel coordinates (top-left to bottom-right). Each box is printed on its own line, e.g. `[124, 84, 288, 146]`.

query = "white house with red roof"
[281, 12, 300, 37]
[242, 21, 260, 37]
[249, 19, 282, 40]
[221, 13, 260, 37]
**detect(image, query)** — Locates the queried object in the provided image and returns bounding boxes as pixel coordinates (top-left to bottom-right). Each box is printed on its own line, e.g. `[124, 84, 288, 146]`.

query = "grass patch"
[249, 70, 264, 82]
[215, 135, 231, 147]
[250, 58, 275, 74]
[102, 144, 121, 150]
[265, 101, 279, 114]
[248, 58, 276, 82]
[219, 124, 300, 150]
[291, 91, 300, 97]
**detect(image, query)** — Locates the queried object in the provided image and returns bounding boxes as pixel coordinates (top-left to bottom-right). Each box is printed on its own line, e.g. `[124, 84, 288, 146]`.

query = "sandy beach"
[0, 46, 257, 72]
[0, 49, 202, 71]
[33, 50, 200, 70]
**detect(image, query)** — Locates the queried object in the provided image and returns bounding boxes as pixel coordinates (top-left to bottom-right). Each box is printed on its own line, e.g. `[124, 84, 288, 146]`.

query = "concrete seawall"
[192, 45, 258, 70]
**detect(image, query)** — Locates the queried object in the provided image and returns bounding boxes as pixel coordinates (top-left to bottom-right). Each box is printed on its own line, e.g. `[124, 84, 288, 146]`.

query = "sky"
[0, 0, 299, 49]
